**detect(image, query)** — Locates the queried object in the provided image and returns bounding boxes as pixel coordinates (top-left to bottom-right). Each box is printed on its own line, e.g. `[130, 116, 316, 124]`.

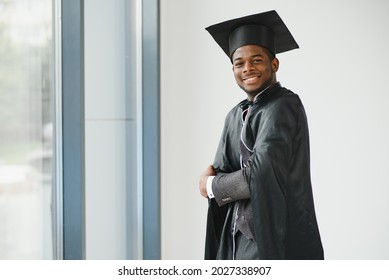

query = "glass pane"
[0, 0, 54, 259]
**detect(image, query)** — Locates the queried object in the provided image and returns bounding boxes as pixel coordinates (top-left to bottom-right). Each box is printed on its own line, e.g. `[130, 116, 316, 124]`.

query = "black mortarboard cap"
[205, 10, 299, 59]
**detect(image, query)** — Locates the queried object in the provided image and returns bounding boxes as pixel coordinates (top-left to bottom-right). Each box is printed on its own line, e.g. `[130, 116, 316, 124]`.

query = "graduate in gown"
[199, 10, 324, 260]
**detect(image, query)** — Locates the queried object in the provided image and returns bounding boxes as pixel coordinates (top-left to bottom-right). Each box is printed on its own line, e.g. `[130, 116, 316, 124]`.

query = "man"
[199, 10, 324, 260]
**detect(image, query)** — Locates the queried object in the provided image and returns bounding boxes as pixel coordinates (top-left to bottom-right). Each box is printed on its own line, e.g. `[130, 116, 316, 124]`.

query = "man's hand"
[199, 165, 215, 198]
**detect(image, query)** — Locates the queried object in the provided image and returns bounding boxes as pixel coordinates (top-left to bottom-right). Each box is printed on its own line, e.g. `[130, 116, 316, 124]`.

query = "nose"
[243, 61, 254, 73]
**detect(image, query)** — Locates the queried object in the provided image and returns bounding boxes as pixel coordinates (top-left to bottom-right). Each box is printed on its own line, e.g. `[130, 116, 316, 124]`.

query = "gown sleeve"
[248, 94, 319, 259]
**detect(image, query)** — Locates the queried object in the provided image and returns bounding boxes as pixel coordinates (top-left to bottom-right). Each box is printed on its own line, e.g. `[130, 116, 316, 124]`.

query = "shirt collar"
[239, 82, 281, 109]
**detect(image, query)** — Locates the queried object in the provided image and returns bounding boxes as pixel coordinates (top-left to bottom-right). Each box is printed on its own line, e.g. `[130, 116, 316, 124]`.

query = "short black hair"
[230, 45, 276, 64]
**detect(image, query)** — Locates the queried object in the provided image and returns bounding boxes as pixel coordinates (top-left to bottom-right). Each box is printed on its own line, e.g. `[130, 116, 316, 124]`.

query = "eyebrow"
[233, 53, 264, 62]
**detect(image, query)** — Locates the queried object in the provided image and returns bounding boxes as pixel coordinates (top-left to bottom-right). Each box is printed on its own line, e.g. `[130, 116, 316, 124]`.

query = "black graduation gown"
[204, 83, 324, 260]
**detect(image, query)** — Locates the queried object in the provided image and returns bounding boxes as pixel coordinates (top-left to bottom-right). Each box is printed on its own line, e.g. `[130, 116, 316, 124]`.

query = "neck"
[247, 81, 276, 101]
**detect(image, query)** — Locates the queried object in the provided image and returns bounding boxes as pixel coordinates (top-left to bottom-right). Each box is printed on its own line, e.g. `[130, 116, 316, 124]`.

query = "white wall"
[84, 0, 127, 259]
[161, 0, 389, 259]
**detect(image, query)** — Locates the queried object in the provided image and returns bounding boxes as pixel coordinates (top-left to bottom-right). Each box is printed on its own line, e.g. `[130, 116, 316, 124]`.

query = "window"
[0, 0, 55, 259]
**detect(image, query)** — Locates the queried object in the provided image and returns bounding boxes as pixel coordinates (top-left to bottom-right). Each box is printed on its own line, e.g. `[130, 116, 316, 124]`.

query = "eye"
[234, 62, 243, 68]
[253, 58, 263, 63]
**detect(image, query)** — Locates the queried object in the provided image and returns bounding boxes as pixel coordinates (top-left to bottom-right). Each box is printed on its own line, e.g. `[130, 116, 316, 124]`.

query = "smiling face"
[232, 45, 279, 100]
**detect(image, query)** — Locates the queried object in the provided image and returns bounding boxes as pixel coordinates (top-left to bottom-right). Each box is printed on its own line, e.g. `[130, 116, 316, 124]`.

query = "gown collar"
[239, 82, 281, 109]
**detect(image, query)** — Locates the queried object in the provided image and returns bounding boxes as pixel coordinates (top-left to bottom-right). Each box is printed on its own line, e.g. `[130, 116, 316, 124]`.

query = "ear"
[272, 57, 279, 73]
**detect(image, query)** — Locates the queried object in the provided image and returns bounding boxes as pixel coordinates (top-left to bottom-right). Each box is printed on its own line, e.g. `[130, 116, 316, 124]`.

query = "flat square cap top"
[205, 10, 299, 59]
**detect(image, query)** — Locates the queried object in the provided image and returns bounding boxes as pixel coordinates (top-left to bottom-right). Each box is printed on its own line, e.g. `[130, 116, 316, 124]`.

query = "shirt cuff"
[206, 176, 215, 198]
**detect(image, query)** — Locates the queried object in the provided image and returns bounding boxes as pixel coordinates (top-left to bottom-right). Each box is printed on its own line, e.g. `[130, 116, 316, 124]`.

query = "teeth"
[245, 77, 258, 82]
